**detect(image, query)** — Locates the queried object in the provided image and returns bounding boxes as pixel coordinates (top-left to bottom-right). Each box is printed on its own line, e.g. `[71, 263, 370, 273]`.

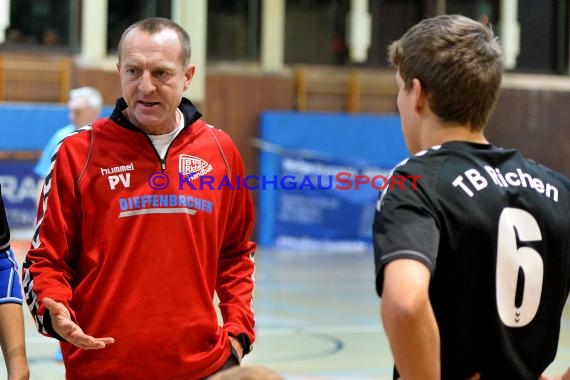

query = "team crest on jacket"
[179, 154, 213, 180]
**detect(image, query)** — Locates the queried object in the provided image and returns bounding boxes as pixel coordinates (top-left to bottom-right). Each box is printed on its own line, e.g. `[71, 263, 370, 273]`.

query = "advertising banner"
[257, 111, 409, 253]
[273, 153, 391, 252]
[0, 160, 40, 229]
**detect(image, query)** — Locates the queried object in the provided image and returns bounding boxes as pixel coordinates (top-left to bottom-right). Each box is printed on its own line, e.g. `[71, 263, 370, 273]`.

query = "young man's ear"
[412, 78, 426, 111]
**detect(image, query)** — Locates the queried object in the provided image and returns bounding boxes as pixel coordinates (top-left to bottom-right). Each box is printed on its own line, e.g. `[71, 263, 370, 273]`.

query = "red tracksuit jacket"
[23, 98, 256, 380]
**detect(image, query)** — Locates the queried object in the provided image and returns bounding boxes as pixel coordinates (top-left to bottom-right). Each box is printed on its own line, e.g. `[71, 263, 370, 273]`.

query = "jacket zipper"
[143, 134, 166, 171]
[143, 126, 186, 172]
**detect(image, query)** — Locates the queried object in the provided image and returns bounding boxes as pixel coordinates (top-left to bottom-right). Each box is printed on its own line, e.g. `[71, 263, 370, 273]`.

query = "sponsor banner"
[273, 153, 390, 252]
[0, 160, 41, 228]
[256, 111, 409, 250]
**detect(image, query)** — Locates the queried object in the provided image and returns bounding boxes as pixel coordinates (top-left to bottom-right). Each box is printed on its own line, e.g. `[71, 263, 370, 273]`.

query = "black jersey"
[0, 185, 10, 251]
[373, 141, 570, 380]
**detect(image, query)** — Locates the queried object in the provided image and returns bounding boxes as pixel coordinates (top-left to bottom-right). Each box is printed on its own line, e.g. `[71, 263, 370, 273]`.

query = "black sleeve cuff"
[43, 311, 67, 342]
[236, 333, 252, 355]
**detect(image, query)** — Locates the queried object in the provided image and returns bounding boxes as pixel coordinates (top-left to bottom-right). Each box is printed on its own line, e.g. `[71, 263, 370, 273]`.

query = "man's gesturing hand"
[42, 298, 115, 350]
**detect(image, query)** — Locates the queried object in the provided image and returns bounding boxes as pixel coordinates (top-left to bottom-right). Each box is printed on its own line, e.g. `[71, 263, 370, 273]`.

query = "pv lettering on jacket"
[452, 166, 559, 202]
[101, 162, 135, 190]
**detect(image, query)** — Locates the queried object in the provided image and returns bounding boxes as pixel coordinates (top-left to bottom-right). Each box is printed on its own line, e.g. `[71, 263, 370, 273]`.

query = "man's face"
[117, 27, 195, 134]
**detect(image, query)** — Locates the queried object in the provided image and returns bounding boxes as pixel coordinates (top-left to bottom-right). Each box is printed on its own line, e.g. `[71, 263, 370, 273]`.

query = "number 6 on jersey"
[496, 207, 543, 327]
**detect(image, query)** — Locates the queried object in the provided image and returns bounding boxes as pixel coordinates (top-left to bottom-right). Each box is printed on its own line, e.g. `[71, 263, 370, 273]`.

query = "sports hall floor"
[5, 231, 570, 380]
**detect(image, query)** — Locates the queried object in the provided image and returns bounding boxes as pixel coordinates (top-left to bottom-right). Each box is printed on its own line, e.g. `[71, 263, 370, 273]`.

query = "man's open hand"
[42, 298, 115, 350]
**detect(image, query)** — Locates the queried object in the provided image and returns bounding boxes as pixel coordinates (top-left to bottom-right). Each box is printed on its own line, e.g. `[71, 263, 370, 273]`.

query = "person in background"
[372, 14, 570, 380]
[23, 17, 255, 379]
[34, 86, 103, 182]
[0, 185, 29, 380]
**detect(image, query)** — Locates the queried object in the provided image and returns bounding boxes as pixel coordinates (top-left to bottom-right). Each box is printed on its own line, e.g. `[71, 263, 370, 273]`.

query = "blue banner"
[273, 153, 391, 252]
[0, 160, 41, 228]
[257, 111, 409, 252]
[0, 104, 114, 150]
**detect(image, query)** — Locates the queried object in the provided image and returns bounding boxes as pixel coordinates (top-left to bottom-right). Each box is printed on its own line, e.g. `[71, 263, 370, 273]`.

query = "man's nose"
[138, 72, 156, 93]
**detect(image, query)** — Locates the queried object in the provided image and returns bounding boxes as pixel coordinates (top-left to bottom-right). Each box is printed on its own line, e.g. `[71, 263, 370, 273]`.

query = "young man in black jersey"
[373, 14, 570, 380]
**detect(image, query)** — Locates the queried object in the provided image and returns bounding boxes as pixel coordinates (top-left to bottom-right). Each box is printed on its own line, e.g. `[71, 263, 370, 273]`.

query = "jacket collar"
[109, 97, 202, 132]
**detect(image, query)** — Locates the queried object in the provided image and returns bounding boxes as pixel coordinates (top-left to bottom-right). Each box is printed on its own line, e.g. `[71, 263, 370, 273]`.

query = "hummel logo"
[101, 162, 134, 190]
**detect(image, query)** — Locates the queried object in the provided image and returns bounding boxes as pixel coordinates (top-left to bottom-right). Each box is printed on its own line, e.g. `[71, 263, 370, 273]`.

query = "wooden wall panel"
[204, 71, 295, 178]
[72, 69, 122, 106]
[0, 53, 72, 103]
[487, 87, 570, 177]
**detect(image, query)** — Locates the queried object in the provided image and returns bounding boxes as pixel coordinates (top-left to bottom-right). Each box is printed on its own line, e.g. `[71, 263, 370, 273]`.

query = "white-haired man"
[35, 87, 103, 181]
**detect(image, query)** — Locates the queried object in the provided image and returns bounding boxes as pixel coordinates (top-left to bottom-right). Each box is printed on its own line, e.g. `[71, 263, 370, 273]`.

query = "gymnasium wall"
[486, 79, 570, 177]
[0, 69, 568, 234]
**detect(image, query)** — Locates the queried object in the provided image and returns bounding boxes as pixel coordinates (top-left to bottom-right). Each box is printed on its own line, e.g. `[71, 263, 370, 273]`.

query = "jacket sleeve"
[22, 133, 86, 338]
[215, 133, 256, 353]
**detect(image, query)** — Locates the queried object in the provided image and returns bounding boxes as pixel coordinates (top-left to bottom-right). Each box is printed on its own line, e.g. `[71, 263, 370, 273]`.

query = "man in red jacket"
[23, 17, 256, 380]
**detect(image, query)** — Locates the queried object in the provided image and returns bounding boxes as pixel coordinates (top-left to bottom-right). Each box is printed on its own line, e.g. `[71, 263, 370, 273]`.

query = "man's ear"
[183, 64, 196, 91]
[412, 78, 426, 112]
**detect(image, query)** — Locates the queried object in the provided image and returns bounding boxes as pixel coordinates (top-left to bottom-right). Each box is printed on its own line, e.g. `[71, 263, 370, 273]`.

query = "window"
[284, 0, 349, 65]
[446, 0, 498, 25]
[207, 0, 260, 62]
[517, 0, 569, 74]
[1, 0, 79, 52]
[367, 0, 423, 68]
[107, 0, 171, 54]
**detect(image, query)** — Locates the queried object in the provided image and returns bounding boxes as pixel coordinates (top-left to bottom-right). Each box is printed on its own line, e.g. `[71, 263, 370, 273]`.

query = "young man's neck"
[420, 119, 488, 150]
